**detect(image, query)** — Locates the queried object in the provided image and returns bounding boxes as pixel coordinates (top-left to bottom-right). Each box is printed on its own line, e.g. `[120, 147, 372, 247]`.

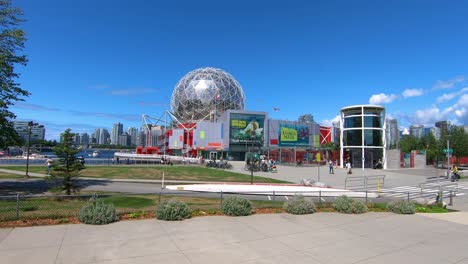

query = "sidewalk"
[1, 212, 468, 264]
[0, 168, 216, 185]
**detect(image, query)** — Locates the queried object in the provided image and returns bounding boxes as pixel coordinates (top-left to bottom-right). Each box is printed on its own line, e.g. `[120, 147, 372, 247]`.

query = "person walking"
[45, 158, 53, 174]
[346, 161, 352, 175]
[329, 160, 334, 174]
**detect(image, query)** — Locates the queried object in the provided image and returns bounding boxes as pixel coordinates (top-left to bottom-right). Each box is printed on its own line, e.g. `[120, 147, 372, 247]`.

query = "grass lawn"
[0, 165, 290, 183]
[0, 173, 30, 179]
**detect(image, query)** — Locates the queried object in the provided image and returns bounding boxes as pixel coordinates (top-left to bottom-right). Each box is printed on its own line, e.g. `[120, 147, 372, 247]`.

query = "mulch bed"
[0, 208, 290, 228]
[0, 207, 349, 228]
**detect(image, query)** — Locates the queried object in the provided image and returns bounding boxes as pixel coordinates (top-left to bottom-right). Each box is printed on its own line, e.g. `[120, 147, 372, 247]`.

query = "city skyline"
[10, 0, 468, 140]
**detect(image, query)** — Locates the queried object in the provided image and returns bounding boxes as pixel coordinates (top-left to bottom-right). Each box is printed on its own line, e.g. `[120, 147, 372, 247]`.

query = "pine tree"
[49, 129, 84, 195]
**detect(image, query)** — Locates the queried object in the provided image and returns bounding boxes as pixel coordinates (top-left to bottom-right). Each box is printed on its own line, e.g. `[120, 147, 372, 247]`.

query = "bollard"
[407, 192, 410, 202]
[16, 193, 20, 220]
[449, 191, 453, 206]
[273, 191, 276, 202]
[365, 191, 368, 204]
[319, 190, 322, 206]
[220, 191, 223, 206]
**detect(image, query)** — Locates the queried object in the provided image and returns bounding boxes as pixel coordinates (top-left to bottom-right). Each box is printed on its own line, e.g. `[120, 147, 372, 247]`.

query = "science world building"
[340, 105, 386, 169]
[139, 67, 338, 163]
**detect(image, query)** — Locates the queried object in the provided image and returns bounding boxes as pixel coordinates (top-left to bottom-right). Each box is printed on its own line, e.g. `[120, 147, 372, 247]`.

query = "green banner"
[229, 113, 265, 145]
[278, 124, 309, 146]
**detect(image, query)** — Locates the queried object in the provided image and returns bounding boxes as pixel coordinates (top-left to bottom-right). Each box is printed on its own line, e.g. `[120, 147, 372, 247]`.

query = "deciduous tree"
[0, 0, 29, 148]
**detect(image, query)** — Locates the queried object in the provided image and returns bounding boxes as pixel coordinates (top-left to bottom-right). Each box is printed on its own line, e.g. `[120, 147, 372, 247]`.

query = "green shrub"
[78, 198, 119, 225]
[333, 196, 368, 214]
[156, 198, 191, 221]
[283, 195, 316, 214]
[387, 200, 416, 214]
[21, 205, 39, 211]
[221, 196, 252, 216]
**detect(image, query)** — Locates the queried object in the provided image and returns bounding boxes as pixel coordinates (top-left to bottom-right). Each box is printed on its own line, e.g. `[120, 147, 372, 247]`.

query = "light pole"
[25, 121, 36, 178]
[447, 138, 451, 179]
[250, 133, 255, 184]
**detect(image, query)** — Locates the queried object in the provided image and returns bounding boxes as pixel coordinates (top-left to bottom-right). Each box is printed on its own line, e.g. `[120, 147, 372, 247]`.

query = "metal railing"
[0, 186, 457, 222]
[345, 175, 386, 191]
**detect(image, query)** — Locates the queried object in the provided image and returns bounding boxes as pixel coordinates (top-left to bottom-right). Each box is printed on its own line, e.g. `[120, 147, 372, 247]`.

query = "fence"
[345, 175, 386, 191]
[0, 188, 456, 222]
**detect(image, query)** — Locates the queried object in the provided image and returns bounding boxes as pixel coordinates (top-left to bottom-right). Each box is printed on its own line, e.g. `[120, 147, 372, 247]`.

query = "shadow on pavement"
[0, 178, 109, 196]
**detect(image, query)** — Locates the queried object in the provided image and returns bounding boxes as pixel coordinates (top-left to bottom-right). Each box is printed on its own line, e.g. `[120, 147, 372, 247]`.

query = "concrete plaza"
[1, 212, 468, 264]
[1, 164, 468, 263]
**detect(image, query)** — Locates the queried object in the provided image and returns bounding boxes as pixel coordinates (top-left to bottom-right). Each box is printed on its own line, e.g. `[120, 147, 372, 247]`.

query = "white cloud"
[402, 88, 424, 98]
[321, 115, 340, 127]
[369, 93, 397, 105]
[13, 102, 61, 112]
[433, 76, 465, 90]
[436, 87, 468, 104]
[409, 107, 450, 126]
[458, 93, 468, 107]
[455, 94, 468, 124]
[436, 93, 457, 104]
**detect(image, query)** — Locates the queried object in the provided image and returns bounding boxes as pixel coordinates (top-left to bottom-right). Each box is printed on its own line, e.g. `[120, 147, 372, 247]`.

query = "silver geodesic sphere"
[171, 67, 246, 122]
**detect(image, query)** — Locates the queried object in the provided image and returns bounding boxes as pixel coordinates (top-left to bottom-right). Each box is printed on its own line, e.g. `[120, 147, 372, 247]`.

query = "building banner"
[278, 124, 309, 146]
[229, 113, 265, 145]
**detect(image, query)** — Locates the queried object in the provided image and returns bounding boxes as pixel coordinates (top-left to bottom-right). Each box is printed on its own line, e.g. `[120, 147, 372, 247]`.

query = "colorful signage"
[229, 113, 265, 145]
[278, 124, 309, 146]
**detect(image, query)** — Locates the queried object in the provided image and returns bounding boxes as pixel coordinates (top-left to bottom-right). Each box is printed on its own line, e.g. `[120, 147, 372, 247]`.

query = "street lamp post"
[447, 139, 450, 180]
[250, 134, 254, 184]
[25, 121, 35, 178]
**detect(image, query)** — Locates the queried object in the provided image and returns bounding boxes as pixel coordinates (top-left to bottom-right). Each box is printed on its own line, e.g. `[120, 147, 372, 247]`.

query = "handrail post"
[319, 190, 322, 206]
[16, 193, 20, 220]
[449, 191, 453, 206]
[220, 190, 223, 207]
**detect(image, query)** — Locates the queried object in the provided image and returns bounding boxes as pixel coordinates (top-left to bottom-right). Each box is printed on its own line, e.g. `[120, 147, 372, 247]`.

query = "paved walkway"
[2, 166, 468, 263]
[1, 212, 468, 264]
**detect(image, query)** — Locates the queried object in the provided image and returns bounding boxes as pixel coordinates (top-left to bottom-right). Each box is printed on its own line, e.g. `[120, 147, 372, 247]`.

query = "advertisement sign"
[278, 124, 309, 146]
[229, 113, 265, 145]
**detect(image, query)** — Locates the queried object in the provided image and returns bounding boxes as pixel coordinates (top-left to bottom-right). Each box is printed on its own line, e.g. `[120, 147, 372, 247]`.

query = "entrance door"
[209, 151, 217, 161]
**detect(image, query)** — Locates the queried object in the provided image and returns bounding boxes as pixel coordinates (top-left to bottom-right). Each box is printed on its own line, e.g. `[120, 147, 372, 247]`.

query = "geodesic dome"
[170, 67, 246, 122]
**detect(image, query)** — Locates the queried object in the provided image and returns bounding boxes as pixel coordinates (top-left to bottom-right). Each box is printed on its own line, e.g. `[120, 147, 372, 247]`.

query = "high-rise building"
[111, 123, 123, 145]
[13, 121, 46, 143]
[73, 134, 81, 144]
[118, 133, 130, 146]
[99, 129, 110, 145]
[430, 127, 441, 140]
[127, 127, 138, 146]
[93, 128, 101, 144]
[136, 131, 146, 147]
[80, 133, 90, 145]
[435, 121, 449, 135]
[385, 118, 399, 148]
[409, 124, 424, 139]
[145, 125, 163, 147]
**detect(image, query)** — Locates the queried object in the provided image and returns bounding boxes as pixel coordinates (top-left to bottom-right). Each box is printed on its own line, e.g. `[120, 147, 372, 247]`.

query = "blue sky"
[11, 0, 468, 140]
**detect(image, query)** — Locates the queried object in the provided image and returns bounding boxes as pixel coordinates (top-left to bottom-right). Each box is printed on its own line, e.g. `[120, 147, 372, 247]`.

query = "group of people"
[246, 157, 277, 172]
